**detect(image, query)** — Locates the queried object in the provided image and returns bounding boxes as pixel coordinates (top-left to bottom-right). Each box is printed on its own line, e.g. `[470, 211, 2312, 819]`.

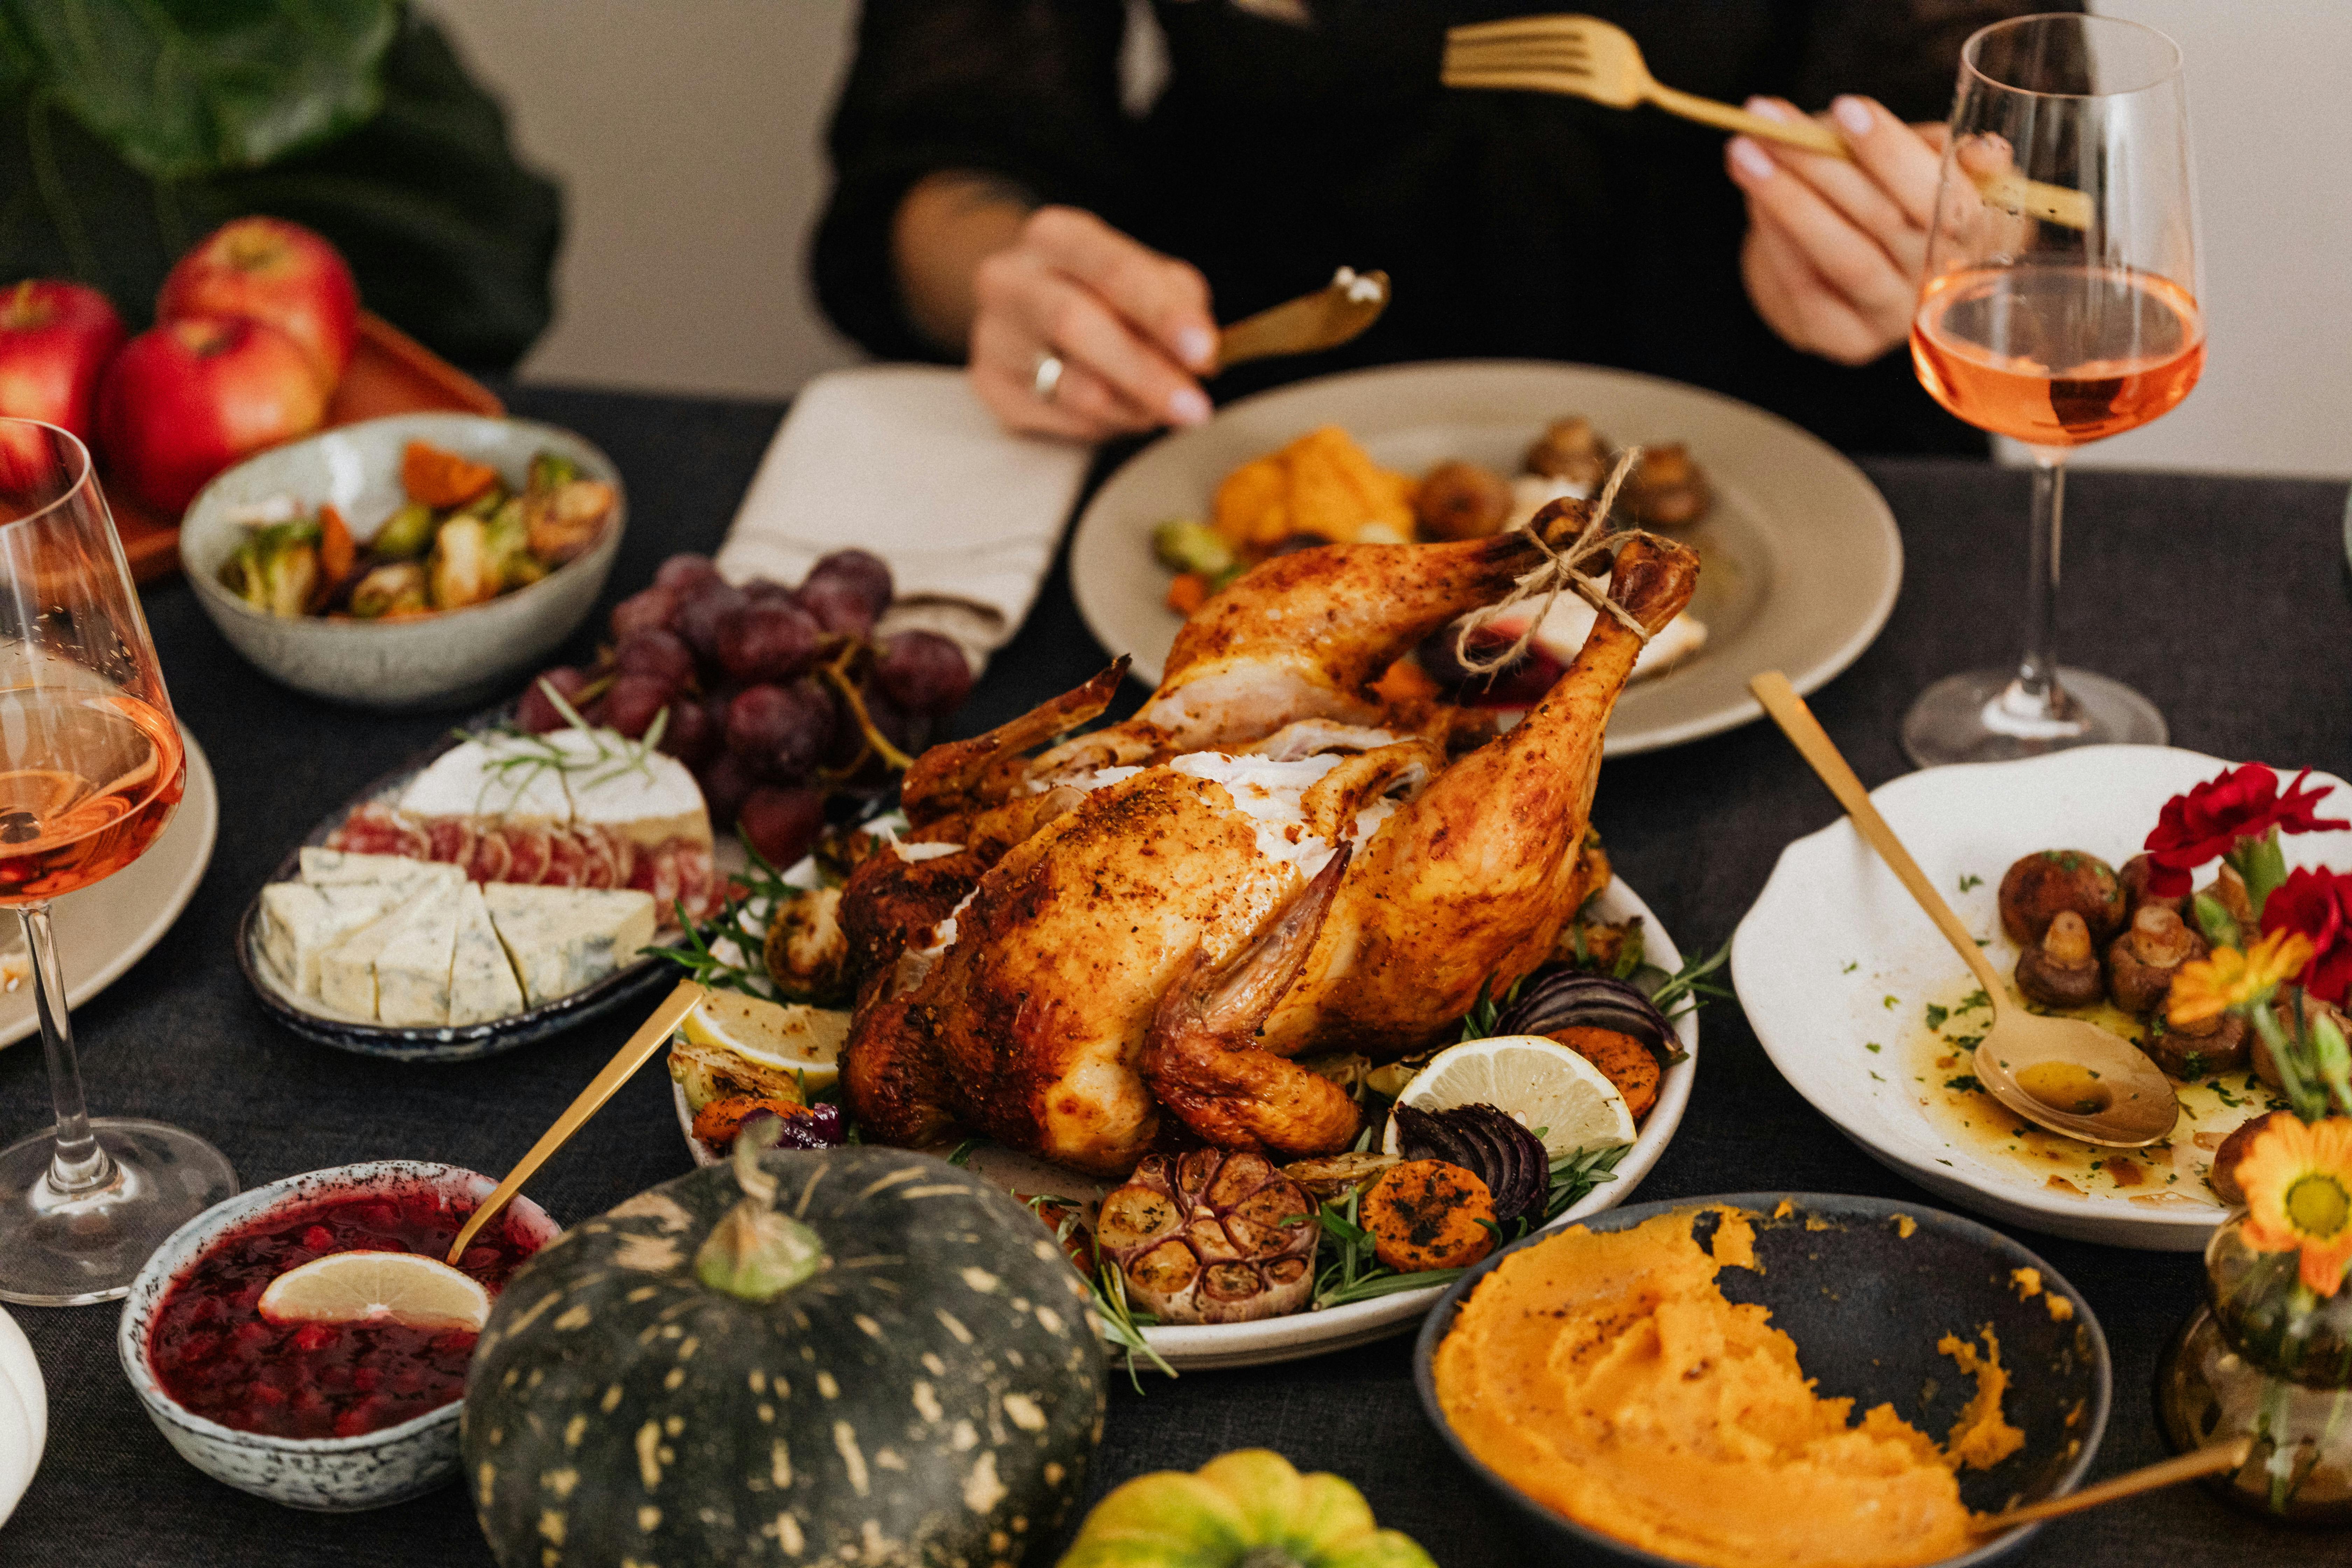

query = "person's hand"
[967, 206, 1219, 441]
[1725, 95, 1947, 366]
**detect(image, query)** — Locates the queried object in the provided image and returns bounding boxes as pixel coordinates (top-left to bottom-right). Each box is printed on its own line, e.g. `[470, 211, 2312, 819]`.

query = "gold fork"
[1443, 15, 2092, 230]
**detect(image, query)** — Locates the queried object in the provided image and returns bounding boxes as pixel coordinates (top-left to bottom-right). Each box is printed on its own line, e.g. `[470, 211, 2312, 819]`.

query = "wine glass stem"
[19, 902, 111, 1195]
[2011, 449, 2074, 720]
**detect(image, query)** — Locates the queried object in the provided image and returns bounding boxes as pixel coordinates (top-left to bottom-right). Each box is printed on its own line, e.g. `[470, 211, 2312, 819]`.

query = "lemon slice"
[257, 1251, 491, 1334]
[679, 990, 848, 1092]
[1386, 1034, 1635, 1160]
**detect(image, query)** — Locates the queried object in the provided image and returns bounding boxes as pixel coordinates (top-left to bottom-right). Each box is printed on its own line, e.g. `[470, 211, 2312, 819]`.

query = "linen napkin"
[716, 365, 1093, 672]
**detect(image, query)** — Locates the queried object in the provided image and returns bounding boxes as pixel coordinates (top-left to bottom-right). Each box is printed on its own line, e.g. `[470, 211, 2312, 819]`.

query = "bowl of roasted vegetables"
[180, 412, 626, 710]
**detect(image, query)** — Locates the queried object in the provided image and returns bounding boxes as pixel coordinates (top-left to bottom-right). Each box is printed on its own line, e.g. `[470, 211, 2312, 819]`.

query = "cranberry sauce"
[147, 1184, 539, 1441]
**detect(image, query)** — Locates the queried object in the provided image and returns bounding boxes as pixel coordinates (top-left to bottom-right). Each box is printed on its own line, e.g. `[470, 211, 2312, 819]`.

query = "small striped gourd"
[463, 1136, 1105, 1567]
[1055, 1450, 1436, 1568]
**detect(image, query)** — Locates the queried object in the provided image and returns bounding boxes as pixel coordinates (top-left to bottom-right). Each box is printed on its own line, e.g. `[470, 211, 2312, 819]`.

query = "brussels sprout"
[1152, 517, 1236, 578]
[481, 496, 540, 590]
[527, 450, 581, 492]
[524, 478, 616, 565]
[453, 483, 509, 519]
[371, 500, 439, 560]
[428, 516, 502, 610]
[219, 520, 321, 620]
[347, 561, 429, 618]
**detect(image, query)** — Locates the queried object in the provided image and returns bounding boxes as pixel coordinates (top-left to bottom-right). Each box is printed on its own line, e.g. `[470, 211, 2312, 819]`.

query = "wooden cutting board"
[108, 312, 504, 582]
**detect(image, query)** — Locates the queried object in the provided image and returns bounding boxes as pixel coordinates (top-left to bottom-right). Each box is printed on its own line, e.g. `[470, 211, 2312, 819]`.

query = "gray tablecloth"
[2, 383, 2345, 1567]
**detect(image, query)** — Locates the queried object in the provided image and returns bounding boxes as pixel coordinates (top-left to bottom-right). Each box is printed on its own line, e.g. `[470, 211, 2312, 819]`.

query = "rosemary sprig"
[1646, 937, 1732, 1019]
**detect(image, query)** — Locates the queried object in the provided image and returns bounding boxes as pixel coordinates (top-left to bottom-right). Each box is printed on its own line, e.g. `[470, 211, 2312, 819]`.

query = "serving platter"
[236, 715, 676, 1063]
[678, 870, 1700, 1372]
[1068, 359, 1902, 756]
[0, 730, 217, 1053]
[1733, 745, 2352, 1251]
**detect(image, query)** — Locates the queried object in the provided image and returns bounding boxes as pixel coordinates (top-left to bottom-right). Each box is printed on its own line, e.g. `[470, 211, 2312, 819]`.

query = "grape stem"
[818, 645, 914, 772]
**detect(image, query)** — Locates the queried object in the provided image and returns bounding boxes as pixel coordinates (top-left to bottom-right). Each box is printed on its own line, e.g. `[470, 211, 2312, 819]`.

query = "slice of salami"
[465, 828, 512, 884]
[574, 827, 618, 890]
[325, 804, 430, 859]
[543, 830, 588, 888]
[423, 817, 476, 869]
[503, 824, 553, 886]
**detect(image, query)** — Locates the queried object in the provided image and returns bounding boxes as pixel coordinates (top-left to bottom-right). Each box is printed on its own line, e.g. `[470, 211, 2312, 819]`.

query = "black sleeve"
[809, 0, 1132, 361]
[1790, 0, 2086, 120]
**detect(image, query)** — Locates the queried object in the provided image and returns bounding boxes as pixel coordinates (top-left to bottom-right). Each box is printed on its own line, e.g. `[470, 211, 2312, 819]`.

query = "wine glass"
[1902, 13, 2202, 767]
[0, 419, 234, 1305]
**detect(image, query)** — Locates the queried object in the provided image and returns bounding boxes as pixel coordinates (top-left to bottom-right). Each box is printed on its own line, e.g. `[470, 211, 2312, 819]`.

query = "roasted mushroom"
[2015, 911, 2105, 1009]
[1413, 459, 1515, 542]
[2117, 853, 2186, 917]
[1618, 444, 1712, 528]
[2141, 1010, 2249, 1080]
[2105, 904, 2207, 1015]
[1522, 416, 1610, 489]
[2209, 1109, 2291, 1205]
[1999, 850, 2124, 946]
[1096, 1150, 1318, 1325]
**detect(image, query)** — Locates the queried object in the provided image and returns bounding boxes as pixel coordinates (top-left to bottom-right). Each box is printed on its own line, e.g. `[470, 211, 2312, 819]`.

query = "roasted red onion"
[1493, 964, 1682, 1062]
[737, 1102, 846, 1150]
[1392, 1103, 1547, 1225]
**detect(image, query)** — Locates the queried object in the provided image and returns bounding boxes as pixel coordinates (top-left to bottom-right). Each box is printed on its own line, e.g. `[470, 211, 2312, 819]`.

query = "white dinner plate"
[1068, 359, 1902, 755]
[0, 1304, 39, 1528]
[0, 730, 217, 1052]
[678, 873, 1699, 1371]
[1733, 745, 2351, 1251]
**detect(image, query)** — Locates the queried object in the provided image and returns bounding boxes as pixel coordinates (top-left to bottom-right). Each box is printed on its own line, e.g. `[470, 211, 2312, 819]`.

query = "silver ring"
[1030, 352, 1065, 404]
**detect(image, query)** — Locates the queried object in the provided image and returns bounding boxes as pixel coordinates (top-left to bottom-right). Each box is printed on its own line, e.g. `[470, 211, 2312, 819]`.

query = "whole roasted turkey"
[836, 501, 1698, 1176]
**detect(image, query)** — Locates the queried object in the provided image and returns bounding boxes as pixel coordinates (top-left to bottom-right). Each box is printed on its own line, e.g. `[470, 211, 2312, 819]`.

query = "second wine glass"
[1903, 13, 2203, 768]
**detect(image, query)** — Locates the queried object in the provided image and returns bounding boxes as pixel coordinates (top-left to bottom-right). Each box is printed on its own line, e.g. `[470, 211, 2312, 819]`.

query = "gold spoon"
[1971, 1439, 2250, 1532]
[1750, 672, 2179, 1148]
[445, 978, 706, 1265]
[1214, 267, 1390, 373]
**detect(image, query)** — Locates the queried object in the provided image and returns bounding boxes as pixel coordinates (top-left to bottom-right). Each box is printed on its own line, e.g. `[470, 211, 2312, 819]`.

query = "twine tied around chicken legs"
[1452, 446, 1661, 677]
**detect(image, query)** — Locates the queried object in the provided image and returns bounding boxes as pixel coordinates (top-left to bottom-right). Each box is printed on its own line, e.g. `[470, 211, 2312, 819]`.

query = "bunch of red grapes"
[518, 549, 974, 867]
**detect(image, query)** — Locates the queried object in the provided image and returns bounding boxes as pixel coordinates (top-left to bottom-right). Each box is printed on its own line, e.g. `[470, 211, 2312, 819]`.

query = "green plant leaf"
[5, 0, 399, 180]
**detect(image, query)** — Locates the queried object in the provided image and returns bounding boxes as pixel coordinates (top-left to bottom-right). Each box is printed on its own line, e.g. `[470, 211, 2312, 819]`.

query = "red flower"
[2143, 764, 2347, 898]
[2261, 867, 2352, 1005]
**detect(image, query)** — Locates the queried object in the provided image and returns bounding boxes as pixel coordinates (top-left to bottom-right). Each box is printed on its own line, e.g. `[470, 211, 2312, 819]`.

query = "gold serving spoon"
[1750, 671, 2179, 1148]
[445, 978, 706, 1265]
[1970, 1438, 2251, 1533]
[1214, 266, 1390, 373]
[1443, 15, 2093, 230]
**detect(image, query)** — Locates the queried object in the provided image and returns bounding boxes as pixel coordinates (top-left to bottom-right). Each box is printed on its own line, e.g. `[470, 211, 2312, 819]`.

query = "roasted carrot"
[1372, 655, 1442, 706]
[1360, 1160, 1496, 1272]
[1550, 1025, 1660, 1120]
[1166, 572, 1210, 616]
[690, 1095, 807, 1149]
[400, 440, 499, 508]
[315, 503, 355, 587]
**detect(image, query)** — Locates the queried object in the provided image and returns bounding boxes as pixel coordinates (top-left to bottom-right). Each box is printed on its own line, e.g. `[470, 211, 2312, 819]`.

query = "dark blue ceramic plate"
[1413, 1191, 2110, 1568]
[234, 709, 675, 1062]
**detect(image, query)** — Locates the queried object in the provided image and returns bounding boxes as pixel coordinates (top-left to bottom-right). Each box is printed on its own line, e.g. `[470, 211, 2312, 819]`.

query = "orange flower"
[2236, 1115, 2352, 1295]
[2168, 931, 2316, 1027]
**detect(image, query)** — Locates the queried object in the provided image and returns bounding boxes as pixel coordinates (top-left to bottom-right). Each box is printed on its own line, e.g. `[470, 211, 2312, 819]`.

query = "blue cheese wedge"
[317, 880, 461, 1023]
[482, 883, 657, 1008]
[398, 737, 572, 825]
[297, 848, 463, 890]
[259, 881, 418, 997]
[449, 882, 526, 1025]
[375, 881, 464, 1027]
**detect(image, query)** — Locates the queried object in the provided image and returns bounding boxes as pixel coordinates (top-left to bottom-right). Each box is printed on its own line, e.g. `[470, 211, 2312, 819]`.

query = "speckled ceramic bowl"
[179, 413, 625, 711]
[117, 1161, 558, 1511]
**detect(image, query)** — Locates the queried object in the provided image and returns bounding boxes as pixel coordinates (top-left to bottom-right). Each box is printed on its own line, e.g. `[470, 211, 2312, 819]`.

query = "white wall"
[430, 0, 2349, 477]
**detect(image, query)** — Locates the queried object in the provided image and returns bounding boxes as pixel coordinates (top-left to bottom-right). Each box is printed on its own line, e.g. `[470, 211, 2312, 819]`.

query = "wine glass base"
[1901, 666, 2167, 769]
[0, 1119, 236, 1306]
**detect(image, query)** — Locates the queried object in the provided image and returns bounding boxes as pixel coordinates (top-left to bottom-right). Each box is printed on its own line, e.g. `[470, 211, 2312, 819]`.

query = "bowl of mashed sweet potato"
[1415, 1192, 2109, 1568]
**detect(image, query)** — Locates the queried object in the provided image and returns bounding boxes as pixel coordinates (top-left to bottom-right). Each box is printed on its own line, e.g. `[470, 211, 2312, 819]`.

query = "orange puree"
[1434, 1207, 2009, 1568]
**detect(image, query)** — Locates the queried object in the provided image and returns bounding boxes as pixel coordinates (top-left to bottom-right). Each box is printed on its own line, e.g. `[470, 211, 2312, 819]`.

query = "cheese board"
[237, 710, 715, 1062]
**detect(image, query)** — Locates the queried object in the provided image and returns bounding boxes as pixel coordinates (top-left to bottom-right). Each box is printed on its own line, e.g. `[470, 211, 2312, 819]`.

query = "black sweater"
[812, 0, 2076, 455]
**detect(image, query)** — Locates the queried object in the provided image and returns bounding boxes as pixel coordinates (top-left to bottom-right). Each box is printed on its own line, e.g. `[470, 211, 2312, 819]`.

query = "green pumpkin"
[463, 1133, 1105, 1567]
[1057, 1450, 1435, 1568]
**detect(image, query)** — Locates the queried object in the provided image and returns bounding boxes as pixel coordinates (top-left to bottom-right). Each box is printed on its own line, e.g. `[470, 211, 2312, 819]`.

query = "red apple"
[98, 316, 328, 514]
[0, 280, 127, 442]
[157, 217, 359, 394]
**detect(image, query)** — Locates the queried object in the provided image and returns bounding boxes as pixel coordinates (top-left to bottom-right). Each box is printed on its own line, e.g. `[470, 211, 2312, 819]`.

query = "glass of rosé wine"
[1903, 13, 2202, 766]
[0, 419, 233, 1304]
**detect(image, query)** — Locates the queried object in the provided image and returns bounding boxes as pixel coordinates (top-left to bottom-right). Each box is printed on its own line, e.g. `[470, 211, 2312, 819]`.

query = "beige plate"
[0, 730, 216, 1051]
[1069, 359, 1902, 755]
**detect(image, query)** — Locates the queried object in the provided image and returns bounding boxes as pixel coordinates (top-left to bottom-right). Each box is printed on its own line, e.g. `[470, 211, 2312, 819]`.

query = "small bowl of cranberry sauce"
[117, 1161, 556, 1511]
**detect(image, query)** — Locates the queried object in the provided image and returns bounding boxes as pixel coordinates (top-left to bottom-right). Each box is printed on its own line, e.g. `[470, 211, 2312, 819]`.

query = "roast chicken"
[839, 502, 1700, 1175]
